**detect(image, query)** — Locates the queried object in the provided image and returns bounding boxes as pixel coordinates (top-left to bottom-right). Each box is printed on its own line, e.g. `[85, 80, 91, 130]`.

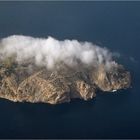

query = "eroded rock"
[0, 61, 131, 104]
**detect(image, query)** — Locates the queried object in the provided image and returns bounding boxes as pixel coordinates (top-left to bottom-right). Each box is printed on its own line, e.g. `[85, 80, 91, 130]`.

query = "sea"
[0, 1, 140, 139]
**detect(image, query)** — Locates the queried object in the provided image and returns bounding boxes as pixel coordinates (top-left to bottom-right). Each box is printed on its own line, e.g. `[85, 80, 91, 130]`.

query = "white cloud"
[0, 35, 116, 70]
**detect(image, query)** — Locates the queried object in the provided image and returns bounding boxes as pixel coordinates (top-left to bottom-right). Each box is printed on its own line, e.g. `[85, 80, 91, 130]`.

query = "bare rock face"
[92, 64, 131, 92]
[0, 60, 131, 104]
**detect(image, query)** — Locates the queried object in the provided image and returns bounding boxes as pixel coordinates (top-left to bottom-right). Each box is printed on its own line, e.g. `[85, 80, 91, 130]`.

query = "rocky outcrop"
[0, 61, 131, 104]
[91, 64, 131, 92]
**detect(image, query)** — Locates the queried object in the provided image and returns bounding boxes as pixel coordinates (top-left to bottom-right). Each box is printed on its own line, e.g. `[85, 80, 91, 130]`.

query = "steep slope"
[0, 60, 131, 104]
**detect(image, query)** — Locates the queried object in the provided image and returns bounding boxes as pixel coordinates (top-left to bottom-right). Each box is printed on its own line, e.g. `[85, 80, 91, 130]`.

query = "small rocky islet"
[0, 58, 131, 104]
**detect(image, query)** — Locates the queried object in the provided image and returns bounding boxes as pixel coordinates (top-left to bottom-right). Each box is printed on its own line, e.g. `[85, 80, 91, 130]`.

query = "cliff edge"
[0, 60, 131, 104]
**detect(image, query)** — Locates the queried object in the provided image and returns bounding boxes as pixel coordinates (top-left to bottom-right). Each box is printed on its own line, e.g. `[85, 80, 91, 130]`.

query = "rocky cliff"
[0, 58, 131, 104]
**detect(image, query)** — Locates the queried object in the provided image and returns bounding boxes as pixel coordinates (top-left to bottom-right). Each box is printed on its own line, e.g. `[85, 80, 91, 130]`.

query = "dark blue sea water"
[0, 1, 140, 139]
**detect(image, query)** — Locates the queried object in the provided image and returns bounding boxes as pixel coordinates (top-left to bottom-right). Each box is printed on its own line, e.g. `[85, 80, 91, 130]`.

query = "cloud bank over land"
[0, 35, 117, 70]
[0, 35, 131, 104]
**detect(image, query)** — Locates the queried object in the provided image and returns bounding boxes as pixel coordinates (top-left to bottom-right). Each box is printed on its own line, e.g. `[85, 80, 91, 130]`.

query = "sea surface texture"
[0, 1, 139, 139]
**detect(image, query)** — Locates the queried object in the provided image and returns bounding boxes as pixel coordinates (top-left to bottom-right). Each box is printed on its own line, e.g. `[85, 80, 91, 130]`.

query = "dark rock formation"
[0, 60, 131, 104]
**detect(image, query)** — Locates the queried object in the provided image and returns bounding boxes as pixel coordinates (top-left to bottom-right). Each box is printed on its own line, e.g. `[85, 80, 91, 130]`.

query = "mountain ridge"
[0, 59, 131, 104]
